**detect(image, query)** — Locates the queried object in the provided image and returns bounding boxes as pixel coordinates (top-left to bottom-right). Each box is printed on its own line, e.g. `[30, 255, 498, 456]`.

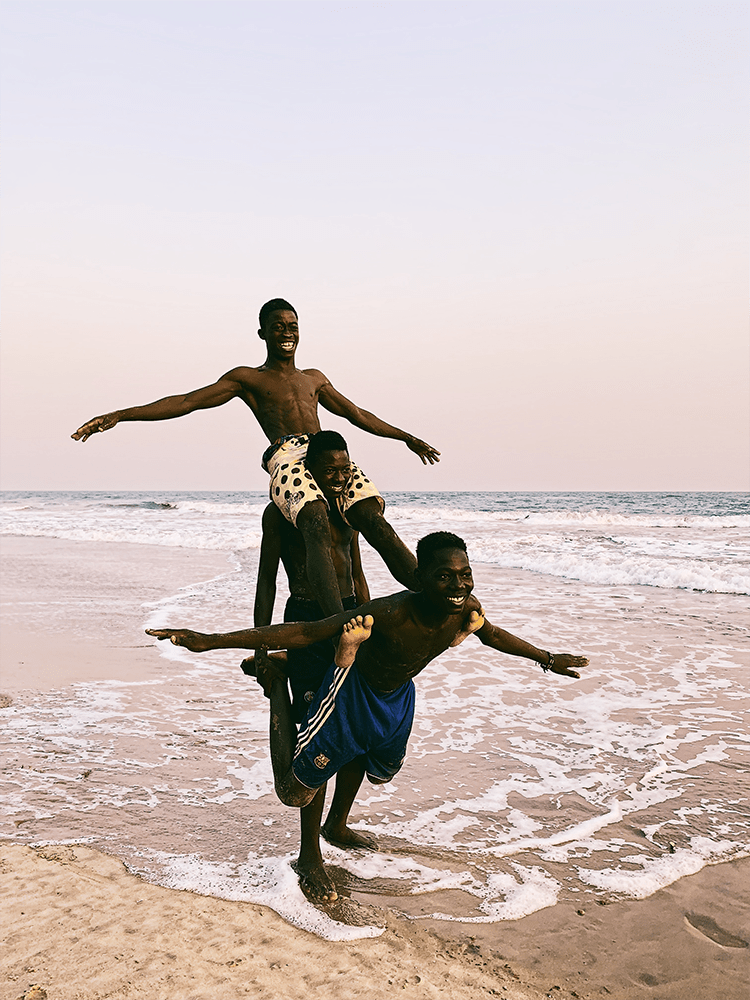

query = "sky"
[1, 0, 747, 492]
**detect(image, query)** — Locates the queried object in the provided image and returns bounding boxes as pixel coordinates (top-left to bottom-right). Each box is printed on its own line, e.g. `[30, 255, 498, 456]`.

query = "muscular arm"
[71, 370, 246, 441]
[254, 504, 282, 627]
[147, 592, 404, 654]
[350, 533, 370, 604]
[317, 378, 440, 465]
[477, 619, 588, 678]
[147, 610, 357, 653]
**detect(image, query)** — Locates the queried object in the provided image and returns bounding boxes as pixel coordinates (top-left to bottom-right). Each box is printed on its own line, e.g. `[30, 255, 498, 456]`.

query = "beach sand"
[1, 536, 748, 999]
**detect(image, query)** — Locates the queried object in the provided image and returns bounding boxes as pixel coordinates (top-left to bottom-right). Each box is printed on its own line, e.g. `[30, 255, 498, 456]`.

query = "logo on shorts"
[314, 754, 330, 769]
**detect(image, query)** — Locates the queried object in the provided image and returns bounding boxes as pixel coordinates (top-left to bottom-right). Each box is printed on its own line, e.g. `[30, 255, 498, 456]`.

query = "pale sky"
[1, 1, 747, 492]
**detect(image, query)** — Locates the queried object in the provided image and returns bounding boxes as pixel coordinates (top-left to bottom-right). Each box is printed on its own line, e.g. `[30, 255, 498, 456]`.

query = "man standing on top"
[72, 298, 439, 617]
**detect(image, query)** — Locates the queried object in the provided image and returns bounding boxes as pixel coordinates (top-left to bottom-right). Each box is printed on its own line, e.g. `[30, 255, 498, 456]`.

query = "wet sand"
[1, 536, 748, 999]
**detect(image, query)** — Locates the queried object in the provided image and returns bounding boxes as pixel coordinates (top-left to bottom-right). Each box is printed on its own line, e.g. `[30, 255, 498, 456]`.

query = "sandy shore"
[1, 536, 748, 999]
[1, 841, 543, 1000]
[1, 840, 748, 1000]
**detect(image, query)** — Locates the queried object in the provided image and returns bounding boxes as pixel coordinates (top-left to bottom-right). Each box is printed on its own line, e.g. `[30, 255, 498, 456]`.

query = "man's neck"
[410, 592, 452, 630]
[262, 354, 298, 373]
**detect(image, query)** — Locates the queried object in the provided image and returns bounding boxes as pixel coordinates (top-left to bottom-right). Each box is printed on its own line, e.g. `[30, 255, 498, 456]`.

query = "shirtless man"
[245, 429, 376, 900]
[72, 298, 439, 617]
[148, 531, 589, 899]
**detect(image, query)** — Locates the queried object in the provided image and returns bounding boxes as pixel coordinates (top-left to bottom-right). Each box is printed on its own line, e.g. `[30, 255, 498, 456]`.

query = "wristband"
[540, 651, 554, 672]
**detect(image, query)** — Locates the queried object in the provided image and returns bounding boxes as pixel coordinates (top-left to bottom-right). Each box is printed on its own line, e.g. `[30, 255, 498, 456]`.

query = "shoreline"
[0, 841, 541, 1000]
[1, 536, 748, 998]
[2, 840, 747, 1000]
[0, 535, 233, 693]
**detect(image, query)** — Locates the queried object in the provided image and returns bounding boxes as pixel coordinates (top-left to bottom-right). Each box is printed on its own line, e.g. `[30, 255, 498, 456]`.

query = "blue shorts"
[292, 660, 415, 790]
[284, 594, 358, 724]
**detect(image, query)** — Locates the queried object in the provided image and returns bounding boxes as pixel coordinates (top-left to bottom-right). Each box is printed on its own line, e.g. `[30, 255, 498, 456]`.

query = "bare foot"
[335, 615, 374, 670]
[449, 608, 485, 647]
[240, 655, 256, 676]
[322, 822, 378, 851]
[240, 650, 287, 677]
[292, 859, 338, 902]
[255, 648, 288, 698]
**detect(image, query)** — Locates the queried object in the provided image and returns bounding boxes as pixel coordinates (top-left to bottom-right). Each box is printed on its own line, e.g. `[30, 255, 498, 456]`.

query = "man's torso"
[354, 593, 483, 693]
[230, 365, 329, 442]
[275, 504, 355, 601]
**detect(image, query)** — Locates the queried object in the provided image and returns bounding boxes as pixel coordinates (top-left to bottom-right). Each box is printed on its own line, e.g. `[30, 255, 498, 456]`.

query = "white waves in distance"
[2, 491, 748, 594]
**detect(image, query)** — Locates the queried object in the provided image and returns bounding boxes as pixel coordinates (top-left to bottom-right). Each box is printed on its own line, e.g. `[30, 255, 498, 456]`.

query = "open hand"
[406, 436, 441, 465]
[549, 654, 588, 679]
[71, 412, 119, 442]
[146, 628, 214, 653]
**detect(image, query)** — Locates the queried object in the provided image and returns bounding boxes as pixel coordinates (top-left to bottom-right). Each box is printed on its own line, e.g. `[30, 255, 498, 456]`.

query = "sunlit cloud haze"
[1, 0, 747, 491]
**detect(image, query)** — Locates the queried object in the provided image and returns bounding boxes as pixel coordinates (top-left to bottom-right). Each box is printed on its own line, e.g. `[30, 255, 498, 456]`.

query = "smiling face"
[305, 448, 352, 501]
[417, 547, 474, 615]
[258, 309, 299, 359]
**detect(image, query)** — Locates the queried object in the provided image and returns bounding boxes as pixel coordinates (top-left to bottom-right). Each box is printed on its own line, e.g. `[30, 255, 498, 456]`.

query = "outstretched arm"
[146, 609, 356, 654]
[318, 379, 440, 465]
[71, 370, 246, 441]
[476, 619, 588, 679]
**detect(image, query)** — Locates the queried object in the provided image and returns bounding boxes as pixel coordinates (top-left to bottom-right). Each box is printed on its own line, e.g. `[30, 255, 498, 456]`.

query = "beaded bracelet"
[540, 651, 555, 672]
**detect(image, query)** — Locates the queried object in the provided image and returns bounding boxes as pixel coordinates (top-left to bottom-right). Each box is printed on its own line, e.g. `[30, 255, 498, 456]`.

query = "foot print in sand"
[685, 912, 749, 948]
[18, 987, 48, 1000]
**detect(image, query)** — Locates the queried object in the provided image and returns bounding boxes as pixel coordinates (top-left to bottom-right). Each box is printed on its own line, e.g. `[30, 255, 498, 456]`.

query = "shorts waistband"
[261, 433, 311, 472]
[287, 594, 357, 611]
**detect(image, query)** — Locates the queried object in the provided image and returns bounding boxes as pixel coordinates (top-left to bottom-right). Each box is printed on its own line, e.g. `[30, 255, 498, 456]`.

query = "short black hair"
[258, 298, 297, 330]
[416, 531, 468, 567]
[305, 430, 349, 467]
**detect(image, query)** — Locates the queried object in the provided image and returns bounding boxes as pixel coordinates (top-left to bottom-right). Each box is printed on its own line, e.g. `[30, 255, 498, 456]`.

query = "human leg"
[322, 757, 376, 850]
[296, 784, 339, 902]
[295, 500, 345, 617]
[344, 496, 418, 590]
[258, 661, 319, 809]
[266, 437, 343, 617]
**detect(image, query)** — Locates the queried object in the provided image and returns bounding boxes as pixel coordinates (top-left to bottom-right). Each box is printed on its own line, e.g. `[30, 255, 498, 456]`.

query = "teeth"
[448, 597, 464, 604]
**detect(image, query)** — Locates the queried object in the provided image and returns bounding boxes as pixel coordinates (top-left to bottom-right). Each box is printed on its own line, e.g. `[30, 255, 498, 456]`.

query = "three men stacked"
[73, 298, 587, 902]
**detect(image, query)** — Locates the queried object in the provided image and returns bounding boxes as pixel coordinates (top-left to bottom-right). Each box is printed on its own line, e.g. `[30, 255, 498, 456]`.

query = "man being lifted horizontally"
[148, 531, 589, 901]
[72, 298, 439, 617]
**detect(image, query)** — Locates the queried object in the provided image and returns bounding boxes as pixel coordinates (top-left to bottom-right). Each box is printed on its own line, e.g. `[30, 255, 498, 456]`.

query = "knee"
[346, 496, 385, 530]
[276, 775, 317, 809]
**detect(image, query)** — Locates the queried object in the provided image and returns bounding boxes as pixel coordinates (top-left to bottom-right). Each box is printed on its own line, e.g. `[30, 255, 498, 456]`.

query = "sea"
[1, 490, 749, 940]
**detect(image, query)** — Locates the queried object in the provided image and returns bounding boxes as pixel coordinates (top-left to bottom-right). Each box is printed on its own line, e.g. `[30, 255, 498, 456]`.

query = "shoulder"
[368, 591, 412, 624]
[220, 365, 261, 386]
[301, 368, 330, 389]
